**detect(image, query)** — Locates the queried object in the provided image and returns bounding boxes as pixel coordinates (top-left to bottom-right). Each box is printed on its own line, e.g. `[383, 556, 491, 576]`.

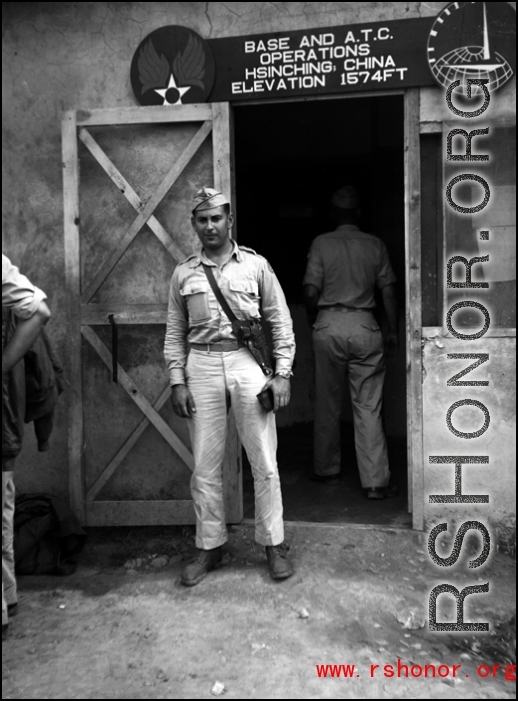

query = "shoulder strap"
[201, 263, 238, 322]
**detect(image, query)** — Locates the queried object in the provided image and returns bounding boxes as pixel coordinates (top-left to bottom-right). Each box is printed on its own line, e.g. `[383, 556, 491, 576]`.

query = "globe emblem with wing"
[427, 2, 515, 92]
[432, 46, 512, 92]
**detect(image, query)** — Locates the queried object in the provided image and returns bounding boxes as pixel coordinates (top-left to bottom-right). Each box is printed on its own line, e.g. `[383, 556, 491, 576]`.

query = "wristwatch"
[275, 370, 291, 379]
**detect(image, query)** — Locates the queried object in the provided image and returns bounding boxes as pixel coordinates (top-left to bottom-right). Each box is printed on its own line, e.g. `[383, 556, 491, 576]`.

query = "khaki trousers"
[186, 348, 284, 550]
[312, 310, 390, 488]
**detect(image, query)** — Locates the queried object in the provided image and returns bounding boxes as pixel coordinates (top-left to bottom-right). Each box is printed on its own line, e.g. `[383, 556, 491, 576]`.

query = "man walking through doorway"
[164, 187, 296, 585]
[302, 185, 399, 498]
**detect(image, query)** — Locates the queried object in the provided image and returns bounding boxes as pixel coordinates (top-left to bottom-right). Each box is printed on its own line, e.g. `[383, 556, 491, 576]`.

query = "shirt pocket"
[228, 278, 260, 315]
[180, 281, 211, 324]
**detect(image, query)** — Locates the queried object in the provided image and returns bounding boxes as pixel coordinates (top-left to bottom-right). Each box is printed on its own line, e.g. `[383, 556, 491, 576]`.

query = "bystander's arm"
[2, 301, 51, 375]
[381, 283, 399, 358]
[303, 284, 319, 326]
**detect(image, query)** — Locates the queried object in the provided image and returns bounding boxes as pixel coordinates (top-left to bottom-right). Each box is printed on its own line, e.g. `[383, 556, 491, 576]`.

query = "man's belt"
[322, 305, 369, 313]
[190, 340, 245, 352]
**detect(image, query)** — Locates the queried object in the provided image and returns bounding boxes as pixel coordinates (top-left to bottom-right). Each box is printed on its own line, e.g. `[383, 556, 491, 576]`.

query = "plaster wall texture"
[422, 336, 516, 529]
[2, 3, 515, 524]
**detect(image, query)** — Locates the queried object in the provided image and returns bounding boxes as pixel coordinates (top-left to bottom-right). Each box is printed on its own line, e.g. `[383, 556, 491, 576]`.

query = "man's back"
[303, 185, 399, 494]
[304, 224, 396, 310]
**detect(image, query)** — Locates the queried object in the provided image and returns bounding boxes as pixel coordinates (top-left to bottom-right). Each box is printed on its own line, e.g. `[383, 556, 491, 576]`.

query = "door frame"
[62, 103, 241, 526]
[233, 87, 424, 529]
[63, 91, 424, 530]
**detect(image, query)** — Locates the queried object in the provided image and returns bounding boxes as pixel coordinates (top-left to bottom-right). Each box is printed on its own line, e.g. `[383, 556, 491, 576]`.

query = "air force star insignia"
[131, 26, 215, 106]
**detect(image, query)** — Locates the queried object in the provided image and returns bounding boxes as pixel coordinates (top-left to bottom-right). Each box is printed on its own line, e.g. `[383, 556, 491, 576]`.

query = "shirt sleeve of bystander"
[302, 239, 324, 290]
[164, 267, 189, 386]
[2, 254, 47, 319]
[376, 242, 397, 290]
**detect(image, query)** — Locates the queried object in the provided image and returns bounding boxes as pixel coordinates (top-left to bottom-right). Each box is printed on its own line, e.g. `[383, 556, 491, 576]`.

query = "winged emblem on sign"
[172, 35, 206, 89]
[138, 40, 170, 94]
[138, 35, 206, 102]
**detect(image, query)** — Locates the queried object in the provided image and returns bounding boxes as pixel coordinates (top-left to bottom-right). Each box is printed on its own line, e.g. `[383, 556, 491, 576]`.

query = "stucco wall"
[2, 3, 515, 528]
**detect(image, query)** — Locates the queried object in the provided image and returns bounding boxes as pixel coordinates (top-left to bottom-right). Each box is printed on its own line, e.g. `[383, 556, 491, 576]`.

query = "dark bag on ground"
[14, 493, 86, 576]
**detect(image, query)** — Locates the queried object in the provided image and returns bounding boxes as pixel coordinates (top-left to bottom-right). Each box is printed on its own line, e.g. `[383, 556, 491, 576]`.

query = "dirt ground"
[2, 523, 516, 700]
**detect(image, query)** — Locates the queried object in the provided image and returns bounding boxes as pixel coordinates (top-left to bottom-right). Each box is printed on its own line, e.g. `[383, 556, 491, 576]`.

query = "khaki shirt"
[2, 254, 46, 319]
[164, 241, 295, 385]
[303, 225, 396, 309]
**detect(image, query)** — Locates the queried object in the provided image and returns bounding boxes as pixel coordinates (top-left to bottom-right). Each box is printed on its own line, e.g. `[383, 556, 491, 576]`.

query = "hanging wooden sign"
[130, 3, 516, 105]
[207, 17, 437, 101]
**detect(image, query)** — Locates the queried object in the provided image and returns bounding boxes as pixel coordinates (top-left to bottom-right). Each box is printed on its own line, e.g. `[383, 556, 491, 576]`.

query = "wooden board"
[76, 104, 212, 126]
[404, 88, 424, 529]
[62, 110, 86, 524]
[81, 304, 167, 324]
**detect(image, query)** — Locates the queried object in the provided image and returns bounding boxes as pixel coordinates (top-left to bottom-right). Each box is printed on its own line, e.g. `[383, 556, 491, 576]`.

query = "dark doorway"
[234, 95, 409, 527]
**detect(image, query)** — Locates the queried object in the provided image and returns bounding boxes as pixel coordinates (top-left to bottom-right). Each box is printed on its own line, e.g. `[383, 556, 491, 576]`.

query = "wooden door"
[404, 88, 424, 529]
[62, 103, 242, 526]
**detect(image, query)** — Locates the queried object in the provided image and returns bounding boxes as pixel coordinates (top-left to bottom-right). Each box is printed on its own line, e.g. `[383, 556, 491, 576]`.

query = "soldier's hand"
[171, 384, 196, 418]
[262, 375, 291, 413]
[385, 332, 400, 358]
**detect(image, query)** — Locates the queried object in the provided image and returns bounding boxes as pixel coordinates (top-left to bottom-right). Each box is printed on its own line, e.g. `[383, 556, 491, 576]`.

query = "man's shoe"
[366, 484, 400, 500]
[265, 543, 294, 580]
[181, 547, 222, 586]
[309, 473, 341, 486]
[7, 603, 18, 617]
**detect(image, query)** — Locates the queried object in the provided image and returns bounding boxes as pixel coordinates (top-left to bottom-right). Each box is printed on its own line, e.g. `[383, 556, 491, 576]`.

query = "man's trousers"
[185, 347, 284, 550]
[312, 309, 391, 488]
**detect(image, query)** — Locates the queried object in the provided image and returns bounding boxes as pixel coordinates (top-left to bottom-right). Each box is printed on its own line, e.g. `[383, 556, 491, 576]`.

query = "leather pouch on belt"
[231, 319, 274, 376]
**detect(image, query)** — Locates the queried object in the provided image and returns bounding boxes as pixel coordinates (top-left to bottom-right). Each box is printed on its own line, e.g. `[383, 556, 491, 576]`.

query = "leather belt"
[190, 340, 245, 352]
[322, 305, 367, 313]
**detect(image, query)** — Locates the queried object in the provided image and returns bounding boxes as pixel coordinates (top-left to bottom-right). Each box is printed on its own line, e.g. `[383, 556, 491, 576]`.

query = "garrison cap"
[331, 185, 359, 210]
[192, 186, 230, 212]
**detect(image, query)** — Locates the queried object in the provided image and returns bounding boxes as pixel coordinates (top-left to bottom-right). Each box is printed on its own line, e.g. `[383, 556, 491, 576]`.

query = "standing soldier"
[302, 186, 400, 498]
[164, 187, 296, 585]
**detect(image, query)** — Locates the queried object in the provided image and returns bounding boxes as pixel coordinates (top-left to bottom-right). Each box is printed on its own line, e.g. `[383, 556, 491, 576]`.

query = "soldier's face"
[191, 206, 233, 250]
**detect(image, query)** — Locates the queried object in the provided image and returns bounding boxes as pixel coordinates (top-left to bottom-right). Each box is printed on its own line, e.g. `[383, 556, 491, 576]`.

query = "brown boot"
[265, 543, 294, 580]
[181, 547, 222, 586]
